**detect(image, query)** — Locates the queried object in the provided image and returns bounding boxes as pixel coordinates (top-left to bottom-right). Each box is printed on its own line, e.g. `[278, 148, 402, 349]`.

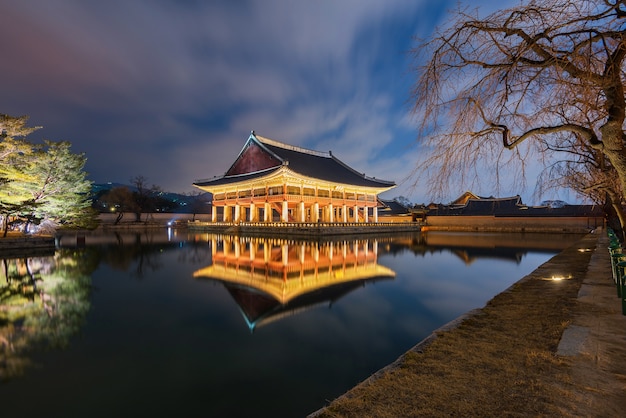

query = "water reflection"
[1, 230, 584, 417]
[190, 231, 580, 331]
[0, 249, 96, 382]
[193, 235, 396, 331]
[385, 231, 574, 264]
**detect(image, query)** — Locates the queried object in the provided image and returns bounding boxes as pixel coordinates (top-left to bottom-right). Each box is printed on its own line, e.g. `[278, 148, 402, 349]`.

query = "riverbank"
[310, 229, 626, 417]
[0, 234, 55, 257]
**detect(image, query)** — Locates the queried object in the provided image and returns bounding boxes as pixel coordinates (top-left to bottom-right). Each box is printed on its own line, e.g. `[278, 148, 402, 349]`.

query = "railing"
[213, 195, 379, 205]
[187, 221, 422, 238]
[607, 228, 626, 315]
[188, 221, 420, 228]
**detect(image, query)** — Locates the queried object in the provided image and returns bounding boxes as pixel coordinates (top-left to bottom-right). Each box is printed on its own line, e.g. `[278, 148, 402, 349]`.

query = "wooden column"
[234, 204, 241, 223]
[298, 201, 305, 222]
[281, 201, 288, 222]
[264, 202, 271, 222]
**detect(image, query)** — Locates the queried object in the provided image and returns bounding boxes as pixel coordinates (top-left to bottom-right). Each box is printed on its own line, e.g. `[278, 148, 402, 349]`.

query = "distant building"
[424, 191, 604, 232]
[378, 199, 427, 223]
[193, 132, 395, 223]
[428, 192, 603, 217]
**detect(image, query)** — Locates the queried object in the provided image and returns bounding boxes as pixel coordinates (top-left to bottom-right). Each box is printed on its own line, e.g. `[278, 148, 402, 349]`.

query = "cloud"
[1, 0, 535, 202]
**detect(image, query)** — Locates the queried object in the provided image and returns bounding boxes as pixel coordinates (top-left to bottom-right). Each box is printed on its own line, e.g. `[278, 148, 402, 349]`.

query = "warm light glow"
[543, 274, 572, 281]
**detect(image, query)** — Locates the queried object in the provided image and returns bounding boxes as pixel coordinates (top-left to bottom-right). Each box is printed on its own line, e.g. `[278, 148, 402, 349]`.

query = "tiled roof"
[378, 199, 411, 215]
[256, 135, 395, 188]
[194, 167, 280, 187]
[194, 133, 395, 189]
[429, 195, 604, 217]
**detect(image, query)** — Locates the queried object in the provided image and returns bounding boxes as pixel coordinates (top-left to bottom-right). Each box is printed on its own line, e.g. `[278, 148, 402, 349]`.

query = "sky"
[1, 0, 554, 205]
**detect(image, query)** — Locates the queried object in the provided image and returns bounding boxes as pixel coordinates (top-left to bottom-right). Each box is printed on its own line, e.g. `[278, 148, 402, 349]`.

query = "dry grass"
[313, 234, 600, 417]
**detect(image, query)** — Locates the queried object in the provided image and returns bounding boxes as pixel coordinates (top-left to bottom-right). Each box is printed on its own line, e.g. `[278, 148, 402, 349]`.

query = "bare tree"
[411, 1, 626, 222]
[101, 187, 138, 225]
[129, 175, 161, 222]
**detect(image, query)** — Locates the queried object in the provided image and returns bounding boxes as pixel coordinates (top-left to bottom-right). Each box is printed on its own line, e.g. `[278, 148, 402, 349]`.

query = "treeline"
[91, 176, 211, 224]
[0, 114, 97, 236]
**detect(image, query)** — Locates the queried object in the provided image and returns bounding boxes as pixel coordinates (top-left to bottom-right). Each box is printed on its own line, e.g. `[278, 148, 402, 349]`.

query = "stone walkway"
[556, 231, 626, 415]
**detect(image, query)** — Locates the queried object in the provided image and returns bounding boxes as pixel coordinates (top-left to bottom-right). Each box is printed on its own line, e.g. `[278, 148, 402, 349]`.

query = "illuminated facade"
[193, 132, 395, 223]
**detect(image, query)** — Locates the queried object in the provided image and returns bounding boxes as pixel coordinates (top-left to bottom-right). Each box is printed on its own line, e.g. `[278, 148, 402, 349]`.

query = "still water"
[1, 229, 582, 417]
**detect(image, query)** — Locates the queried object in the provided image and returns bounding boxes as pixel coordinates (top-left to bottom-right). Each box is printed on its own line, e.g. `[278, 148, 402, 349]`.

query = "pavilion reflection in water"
[193, 235, 395, 331]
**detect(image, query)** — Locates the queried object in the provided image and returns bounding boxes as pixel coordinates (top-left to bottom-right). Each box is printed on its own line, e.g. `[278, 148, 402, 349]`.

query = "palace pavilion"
[193, 132, 396, 223]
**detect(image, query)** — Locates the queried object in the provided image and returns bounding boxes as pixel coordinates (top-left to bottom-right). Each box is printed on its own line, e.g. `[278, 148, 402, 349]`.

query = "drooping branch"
[468, 97, 599, 149]
[411, 0, 626, 217]
[502, 124, 599, 149]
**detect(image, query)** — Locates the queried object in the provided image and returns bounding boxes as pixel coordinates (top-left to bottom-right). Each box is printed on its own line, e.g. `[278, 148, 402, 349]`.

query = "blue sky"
[1, 0, 542, 204]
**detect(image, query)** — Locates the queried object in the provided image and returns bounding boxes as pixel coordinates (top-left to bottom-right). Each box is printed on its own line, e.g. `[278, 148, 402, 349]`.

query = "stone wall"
[424, 215, 604, 233]
[98, 212, 212, 225]
[0, 236, 56, 257]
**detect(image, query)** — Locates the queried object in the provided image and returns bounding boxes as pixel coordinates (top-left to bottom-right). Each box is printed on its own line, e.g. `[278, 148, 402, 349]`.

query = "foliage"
[0, 114, 41, 138]
[0, 114, 97, 234]
[24, 141, 97, 230]
[411, 0, 626, 226]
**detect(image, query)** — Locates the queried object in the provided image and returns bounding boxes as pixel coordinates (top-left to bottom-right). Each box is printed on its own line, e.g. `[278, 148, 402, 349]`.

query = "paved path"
[557, 231, 626, 415]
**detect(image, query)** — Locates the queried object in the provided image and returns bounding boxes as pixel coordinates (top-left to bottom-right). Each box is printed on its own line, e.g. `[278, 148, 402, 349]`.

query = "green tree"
[21, 141, 98, 231]
[411, 0, 626, 231]
[0, 114, 96, 234]
[0, 116, 39, 236]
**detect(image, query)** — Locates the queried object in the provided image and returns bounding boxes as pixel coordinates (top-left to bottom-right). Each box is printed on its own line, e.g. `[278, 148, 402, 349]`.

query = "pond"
[0, 229, 583, 417]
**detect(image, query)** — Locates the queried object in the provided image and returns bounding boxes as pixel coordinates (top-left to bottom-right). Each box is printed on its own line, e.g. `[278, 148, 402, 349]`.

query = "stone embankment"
[424, 214, 603, 233]
[0, 235, 56, 257]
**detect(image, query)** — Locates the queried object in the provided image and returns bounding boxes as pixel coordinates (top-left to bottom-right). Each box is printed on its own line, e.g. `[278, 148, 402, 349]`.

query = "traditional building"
[193, 132, 396, 223]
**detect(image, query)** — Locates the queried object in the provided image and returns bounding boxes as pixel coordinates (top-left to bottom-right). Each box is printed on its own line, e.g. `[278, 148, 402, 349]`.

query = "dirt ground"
[310, 230, 626, 417]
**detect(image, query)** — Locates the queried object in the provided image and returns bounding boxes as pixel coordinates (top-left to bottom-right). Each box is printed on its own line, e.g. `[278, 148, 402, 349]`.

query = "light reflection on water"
[0, 230, 582, 417]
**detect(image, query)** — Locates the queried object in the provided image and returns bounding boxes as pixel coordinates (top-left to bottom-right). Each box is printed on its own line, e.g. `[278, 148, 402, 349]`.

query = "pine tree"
[22, 141, 98, 231]
[0, 114, 98, 234]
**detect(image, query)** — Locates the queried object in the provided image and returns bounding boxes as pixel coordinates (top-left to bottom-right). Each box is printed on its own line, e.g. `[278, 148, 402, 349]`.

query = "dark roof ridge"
[467, 195, 522, 202]
[329, 153, 395, 186]
[255, 133, 330, 158]
[194, 166, 279, 184]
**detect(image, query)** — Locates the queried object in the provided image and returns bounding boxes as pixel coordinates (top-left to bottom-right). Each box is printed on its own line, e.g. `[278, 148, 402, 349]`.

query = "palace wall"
[424, 215, 604, 233]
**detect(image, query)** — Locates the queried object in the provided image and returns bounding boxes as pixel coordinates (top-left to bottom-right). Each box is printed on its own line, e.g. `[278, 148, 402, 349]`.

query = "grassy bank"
[311, 233, 600, 417]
